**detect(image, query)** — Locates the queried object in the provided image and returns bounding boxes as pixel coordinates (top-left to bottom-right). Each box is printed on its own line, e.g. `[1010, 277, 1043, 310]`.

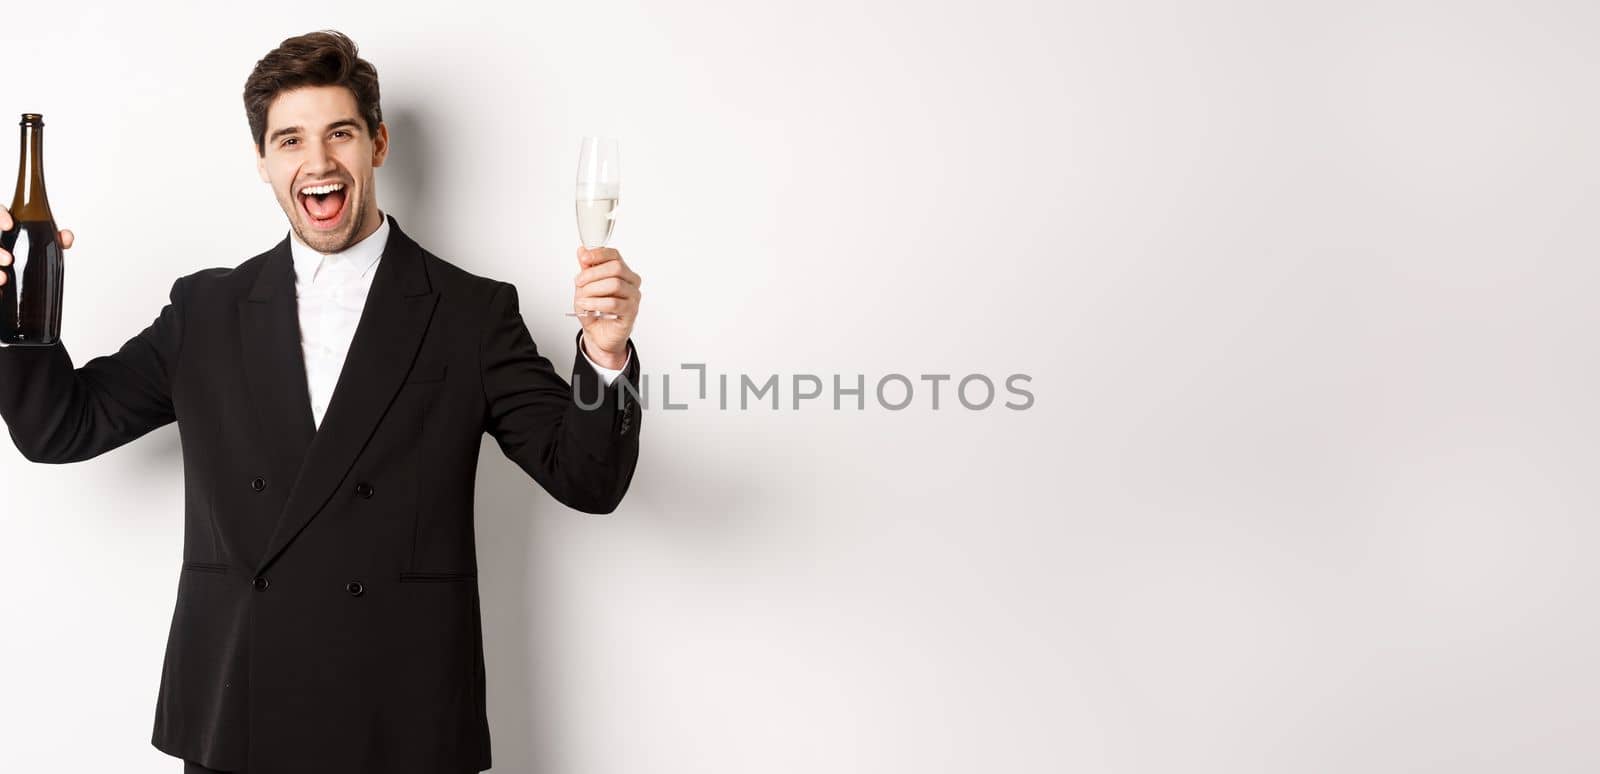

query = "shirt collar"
[289, 211, 390, 285]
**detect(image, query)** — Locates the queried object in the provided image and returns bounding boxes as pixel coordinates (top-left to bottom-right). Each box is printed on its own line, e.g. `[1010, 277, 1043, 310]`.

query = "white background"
[2, 1, 1597, 772]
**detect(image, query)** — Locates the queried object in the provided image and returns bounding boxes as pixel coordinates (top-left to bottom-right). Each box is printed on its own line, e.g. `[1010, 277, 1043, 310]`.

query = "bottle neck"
[10, 123, 51, 220]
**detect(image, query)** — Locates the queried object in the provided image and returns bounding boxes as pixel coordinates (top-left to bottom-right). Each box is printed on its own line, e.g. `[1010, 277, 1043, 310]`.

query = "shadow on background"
[381, 101, 768, 773]
[377, 105, 448, 248]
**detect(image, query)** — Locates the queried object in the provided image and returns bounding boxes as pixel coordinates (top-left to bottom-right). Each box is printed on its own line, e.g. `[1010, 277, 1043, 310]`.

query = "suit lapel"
[238, 237, 317, 490]
[251, 215, 440, 576]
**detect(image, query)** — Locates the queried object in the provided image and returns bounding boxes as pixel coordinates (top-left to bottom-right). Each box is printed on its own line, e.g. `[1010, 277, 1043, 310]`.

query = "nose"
[303, 137, 338, 176]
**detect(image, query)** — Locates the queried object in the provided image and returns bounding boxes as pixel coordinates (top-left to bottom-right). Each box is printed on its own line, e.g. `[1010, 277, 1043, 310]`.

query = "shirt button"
[250, 476, 267, 492]
[345, 581, 365, 597]
[355, 482, 375, 499]
[253, 576, 270, 592]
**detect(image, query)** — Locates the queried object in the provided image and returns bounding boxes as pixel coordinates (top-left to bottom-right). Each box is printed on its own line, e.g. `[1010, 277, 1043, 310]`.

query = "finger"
[576, 246, 620, 268]
[575, 261, 640, 289]
[575, 276, 637, 299]
[574, 295, 622, 314]
[0, 207, 11, 232]
[59, 229, 73, 249]
[1, 247, 9, 266]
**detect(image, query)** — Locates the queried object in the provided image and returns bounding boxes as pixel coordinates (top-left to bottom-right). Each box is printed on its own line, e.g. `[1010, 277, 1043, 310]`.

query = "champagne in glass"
[567, 136, 621, 320]
[576, 192, 617, 249]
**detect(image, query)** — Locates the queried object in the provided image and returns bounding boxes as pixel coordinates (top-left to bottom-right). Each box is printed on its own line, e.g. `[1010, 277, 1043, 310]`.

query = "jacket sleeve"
[479, 280, 642, 514]
[0, 274, 187, 464]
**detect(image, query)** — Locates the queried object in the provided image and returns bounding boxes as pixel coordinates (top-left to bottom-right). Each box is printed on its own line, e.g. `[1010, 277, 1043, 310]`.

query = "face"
[256, 85, 388, 253]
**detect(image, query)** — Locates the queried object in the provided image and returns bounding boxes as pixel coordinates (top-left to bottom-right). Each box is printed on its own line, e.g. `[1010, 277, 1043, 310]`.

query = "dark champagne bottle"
[0, 113, 64, 347]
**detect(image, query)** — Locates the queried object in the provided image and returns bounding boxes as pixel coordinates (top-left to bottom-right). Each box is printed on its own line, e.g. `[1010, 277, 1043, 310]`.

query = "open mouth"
[298, 181, 349, 230]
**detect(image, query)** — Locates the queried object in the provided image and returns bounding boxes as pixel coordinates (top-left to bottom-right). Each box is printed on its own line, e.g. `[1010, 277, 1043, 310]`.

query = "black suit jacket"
[0, 214, 642, 773]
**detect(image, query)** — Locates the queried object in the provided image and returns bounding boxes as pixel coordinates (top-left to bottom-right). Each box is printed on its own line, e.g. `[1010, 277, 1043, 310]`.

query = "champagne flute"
[566, 136, 622, 320]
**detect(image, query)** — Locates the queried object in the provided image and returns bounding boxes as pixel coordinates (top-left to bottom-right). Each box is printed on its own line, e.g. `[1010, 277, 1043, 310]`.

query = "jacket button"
[250, 476, 267, 492]
[252, 576, 270, 592]
[355, 482, 375, 499]
[345, 581, 365, 597]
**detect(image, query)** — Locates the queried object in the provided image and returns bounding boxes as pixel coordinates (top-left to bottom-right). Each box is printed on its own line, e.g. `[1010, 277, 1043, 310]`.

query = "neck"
[348, 206, 385, 248]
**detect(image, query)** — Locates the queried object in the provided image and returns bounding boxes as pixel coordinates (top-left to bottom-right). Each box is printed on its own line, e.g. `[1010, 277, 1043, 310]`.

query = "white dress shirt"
[290, 212, 629, 429]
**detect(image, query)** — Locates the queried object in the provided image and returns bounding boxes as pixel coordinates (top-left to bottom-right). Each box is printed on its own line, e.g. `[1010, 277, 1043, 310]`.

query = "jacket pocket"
[398, 570, 477, 583]
[181, 561, 230, 575]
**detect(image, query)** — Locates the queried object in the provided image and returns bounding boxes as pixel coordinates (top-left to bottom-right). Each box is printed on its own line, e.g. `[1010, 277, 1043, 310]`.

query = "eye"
[281, 137, 298, 148]
[333, 130, 350, 139]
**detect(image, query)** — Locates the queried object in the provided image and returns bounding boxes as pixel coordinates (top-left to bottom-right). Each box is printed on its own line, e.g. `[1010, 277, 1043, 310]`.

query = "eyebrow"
[267, 118, 363, 143]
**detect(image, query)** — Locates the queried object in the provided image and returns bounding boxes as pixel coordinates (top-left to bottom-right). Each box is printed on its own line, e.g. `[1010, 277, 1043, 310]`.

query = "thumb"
[59, 229, 74, 250]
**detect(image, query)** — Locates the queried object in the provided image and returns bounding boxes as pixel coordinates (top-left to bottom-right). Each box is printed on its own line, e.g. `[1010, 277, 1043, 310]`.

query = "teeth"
[299, 183, 345, 196]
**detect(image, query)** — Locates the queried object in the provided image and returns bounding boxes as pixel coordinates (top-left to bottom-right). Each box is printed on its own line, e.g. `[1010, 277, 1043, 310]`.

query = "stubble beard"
[284, 186, 371, 254]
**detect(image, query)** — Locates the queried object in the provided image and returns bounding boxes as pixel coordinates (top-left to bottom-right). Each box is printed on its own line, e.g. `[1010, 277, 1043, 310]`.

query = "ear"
[371, 122, 389, 169]
[255, 142, 269, 183]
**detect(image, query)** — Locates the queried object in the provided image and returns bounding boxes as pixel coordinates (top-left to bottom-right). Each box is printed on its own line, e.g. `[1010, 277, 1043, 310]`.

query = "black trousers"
[183, 761, 481, 773]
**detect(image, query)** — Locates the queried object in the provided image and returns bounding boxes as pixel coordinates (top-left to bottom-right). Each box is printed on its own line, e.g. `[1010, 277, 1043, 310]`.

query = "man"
[0, 30, 643, 774]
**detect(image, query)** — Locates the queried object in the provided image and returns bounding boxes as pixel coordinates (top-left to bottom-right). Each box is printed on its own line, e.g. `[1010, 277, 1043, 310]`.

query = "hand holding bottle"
[0, 205, 72, 286]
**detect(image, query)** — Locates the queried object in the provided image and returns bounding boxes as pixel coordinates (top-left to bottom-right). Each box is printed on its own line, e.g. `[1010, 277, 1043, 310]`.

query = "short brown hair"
[243, 30, 382, 156]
